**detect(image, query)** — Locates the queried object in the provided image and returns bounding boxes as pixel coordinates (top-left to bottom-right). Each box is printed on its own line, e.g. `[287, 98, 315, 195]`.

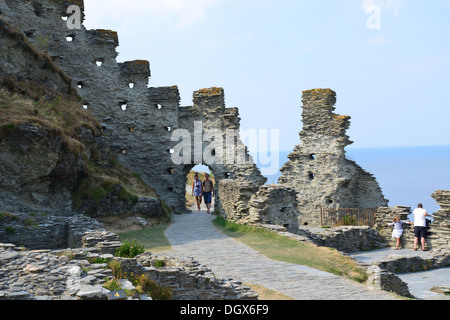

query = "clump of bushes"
[115, 239, 145, 258]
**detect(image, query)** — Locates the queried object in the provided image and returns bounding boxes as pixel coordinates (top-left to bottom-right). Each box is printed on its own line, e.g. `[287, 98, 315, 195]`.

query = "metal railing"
[320, 207, 378, 228]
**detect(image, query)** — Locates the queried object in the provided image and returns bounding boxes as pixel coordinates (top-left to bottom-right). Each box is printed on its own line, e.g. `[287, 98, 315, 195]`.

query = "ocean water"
[256, 145, 450, 215]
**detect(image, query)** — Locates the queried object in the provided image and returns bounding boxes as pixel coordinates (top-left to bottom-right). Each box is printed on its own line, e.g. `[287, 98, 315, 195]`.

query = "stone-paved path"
[162, 210, 400, 300]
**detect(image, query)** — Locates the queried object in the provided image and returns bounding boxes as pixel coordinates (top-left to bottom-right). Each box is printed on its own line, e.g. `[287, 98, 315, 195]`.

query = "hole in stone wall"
[166, 127, 172, 132]
[167, 168, 174, 175]
[308, 172, 315, 180]
[61, 15, 68, 21]
[66, 35, 74, 42]
[128, 83, 134, 89]
[121, 149, 127, 155]
[121, 104, 128, 111]
[225, 172, 231, 179]
[169, 149, 175, 154]
[129, 127, 135, 133]
[156, 104, 162, 110]
[82, 104, 88, 110]
[168, 187, 174, 192]
[77, 81, 84, 89]
[310, 154, 316, 160]
[95, 59, 103, 67]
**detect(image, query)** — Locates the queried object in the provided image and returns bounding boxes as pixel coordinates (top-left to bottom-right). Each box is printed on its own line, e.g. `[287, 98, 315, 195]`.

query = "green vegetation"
[115, 239, 145, 258]
[0, 212, 18, 222]
[71, 159, 156, 208]
[118, 223, 172, 253]
[4, 226, 15, 234]
[0, 85, 101, 149]
[212, 216, 367, 283]
[104, 260, 172, 300]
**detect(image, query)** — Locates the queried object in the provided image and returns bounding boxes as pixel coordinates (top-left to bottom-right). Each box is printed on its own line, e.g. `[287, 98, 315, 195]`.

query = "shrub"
[103, 279, 122, 292]
[4, 226, 15, 234]
[130, 274, 172, 300]
[154, 260, 166, 268]
[108, 260, 125, 280]
[0, 212, 18, 222]
[339, 215, 358, 226]
[115, 239, 145, 258]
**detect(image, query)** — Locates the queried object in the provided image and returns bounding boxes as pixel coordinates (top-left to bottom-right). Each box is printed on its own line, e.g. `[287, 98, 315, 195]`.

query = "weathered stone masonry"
[0, 0, 265, 215]
[279, 89, 389, 227]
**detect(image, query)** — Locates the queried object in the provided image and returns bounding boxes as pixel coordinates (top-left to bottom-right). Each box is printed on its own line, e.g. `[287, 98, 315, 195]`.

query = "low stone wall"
[430, 190, 450, 248]
[374, 194, 450, 250]
[218, 180, 299, 229]
[319, 226, 387, 253]
[136, 253, 258, 300]
[0, 212, 118, 251]
[248, 185, 299, 230]
[218, 180, 260, 224]
[373, 206, 416, 249]
[365, 247, 450, 298]
[0, 244, 257, 300]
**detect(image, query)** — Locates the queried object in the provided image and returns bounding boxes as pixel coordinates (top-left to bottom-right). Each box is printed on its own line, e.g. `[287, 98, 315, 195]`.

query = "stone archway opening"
[185, 163, 216, 213]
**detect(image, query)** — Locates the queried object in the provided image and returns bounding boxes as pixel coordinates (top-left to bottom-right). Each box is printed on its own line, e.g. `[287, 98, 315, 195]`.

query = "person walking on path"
[386, 216, 413, 250]
[413, 203, 432, 251]
[202, 173, 214, 214]
[192, 173, 203, 211]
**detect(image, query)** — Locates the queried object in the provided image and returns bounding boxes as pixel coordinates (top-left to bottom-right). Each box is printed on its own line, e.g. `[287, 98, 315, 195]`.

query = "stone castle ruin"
[0, 0, 449, 300]
[0, 0, 266, 214]
[0, 0, 448, 239]
[279, 89, 389, 227]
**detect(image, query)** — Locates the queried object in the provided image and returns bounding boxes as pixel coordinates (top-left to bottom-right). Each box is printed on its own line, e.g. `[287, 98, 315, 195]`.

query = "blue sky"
[83, 0, 450, 152]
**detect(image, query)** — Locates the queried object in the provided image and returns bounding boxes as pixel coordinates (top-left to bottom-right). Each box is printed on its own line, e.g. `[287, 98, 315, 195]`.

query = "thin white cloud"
[84, 0, 225, 29]
[365, 35, 394, 46]
[361, 0, 408, 17]
[202, 33, 253, 50]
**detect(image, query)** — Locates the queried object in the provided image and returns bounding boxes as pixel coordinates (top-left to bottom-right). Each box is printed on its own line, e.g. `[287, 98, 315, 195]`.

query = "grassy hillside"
[0, 82, 166, 219]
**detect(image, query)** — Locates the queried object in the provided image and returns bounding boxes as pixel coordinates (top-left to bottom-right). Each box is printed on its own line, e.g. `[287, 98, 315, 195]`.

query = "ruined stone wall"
[0, 212, 115, 250]
[374, 192, 450, 250]
[279, 89, 388, 227]
[0, 0, 265, 214]
[218, 179, 299, 229]
[430, 190, 450, 248]
[0, 243, 258, 300]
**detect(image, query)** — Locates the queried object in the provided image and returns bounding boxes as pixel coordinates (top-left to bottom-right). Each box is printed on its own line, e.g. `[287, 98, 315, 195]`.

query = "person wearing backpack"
[202, 173, 214, 214]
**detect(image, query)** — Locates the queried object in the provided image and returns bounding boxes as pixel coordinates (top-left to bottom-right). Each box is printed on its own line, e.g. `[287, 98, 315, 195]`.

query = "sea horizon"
[255, 144, 450, 216]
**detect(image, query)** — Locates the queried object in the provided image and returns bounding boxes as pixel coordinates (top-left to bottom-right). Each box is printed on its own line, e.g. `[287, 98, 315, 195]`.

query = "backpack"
[203, 180, 213, 192]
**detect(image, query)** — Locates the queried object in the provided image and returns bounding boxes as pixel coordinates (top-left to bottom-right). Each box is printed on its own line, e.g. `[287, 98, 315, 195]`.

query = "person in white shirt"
[413, 203, 431, 251]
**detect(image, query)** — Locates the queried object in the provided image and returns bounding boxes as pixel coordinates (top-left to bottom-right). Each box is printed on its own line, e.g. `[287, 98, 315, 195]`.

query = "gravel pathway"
[162, 210, 400, 300]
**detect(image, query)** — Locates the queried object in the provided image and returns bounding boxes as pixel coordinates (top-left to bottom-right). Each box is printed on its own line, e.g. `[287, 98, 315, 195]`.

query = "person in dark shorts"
[202, 173, 214, 215]
[413, 203, 432, 251]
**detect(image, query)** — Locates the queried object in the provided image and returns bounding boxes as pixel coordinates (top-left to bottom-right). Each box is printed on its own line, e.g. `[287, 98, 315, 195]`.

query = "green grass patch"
[118, 223, 172, 253]
[212, 216, 367, 283]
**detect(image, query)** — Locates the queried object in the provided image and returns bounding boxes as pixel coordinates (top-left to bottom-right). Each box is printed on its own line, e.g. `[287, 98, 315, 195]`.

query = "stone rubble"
[0, 243, 257, 301]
